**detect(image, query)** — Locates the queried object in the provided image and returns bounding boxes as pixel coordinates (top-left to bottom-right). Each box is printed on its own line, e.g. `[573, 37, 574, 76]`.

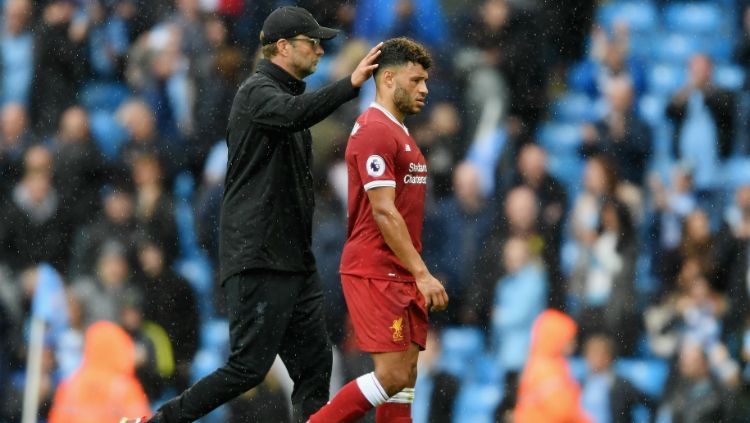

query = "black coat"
[610, 376, 656, 423]
[219, 59, 358, 281]
[666, 87, 735, 159]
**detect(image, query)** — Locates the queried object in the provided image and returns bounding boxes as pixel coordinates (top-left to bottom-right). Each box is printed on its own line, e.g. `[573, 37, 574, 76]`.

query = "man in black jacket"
[141, 6, 382, 423]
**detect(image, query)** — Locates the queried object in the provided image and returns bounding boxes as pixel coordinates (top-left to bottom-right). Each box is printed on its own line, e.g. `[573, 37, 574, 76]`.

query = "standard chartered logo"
[404, 162, 427, 184]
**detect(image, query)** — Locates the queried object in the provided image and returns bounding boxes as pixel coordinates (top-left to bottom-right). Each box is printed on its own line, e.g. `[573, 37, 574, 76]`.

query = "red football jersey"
[340, 103, 428, 282]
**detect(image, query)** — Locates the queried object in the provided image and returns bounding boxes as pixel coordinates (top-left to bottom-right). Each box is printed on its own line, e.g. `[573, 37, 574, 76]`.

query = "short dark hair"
[374, 37, 432, 77]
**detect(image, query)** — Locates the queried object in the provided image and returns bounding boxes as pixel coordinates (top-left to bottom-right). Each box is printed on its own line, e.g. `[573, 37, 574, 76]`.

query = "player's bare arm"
[367, 186, 448, 312]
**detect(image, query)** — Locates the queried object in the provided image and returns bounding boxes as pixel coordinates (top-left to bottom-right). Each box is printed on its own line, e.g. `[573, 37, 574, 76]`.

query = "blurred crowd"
[3, 0, 750, 421]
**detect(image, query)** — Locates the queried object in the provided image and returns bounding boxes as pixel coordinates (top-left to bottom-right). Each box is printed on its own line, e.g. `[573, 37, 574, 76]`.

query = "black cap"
[260, 6, 338, 45]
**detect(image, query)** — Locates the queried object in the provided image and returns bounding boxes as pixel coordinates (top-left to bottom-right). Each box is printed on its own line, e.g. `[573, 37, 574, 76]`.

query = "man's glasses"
[288, 37, 321, 48]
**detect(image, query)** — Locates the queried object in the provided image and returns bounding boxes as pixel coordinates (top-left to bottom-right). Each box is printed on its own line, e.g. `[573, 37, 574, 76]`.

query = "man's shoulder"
[352, 110, 399, 139]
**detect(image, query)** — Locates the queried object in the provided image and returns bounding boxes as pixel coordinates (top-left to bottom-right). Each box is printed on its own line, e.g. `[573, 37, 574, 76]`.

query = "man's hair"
[374, 37, 432, 77]
[259, 32, 280, 58]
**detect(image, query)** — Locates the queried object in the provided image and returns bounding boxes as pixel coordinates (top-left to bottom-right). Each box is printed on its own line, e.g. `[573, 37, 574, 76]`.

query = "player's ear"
[382, 69, 395, 88]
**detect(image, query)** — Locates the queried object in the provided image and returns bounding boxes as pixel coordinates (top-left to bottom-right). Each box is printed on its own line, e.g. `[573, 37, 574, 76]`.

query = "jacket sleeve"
[248, 76, 359, 132]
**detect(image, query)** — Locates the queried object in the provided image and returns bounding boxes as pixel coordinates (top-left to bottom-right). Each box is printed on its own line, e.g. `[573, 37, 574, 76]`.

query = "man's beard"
[393, 84, 416, 116]
[292, 56, 316, 78]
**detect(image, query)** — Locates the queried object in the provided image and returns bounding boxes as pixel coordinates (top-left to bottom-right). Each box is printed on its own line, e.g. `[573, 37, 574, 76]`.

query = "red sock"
[375, 403, 412, 422]
[308, 373, 388, 423]
[375, 388, 413, 423]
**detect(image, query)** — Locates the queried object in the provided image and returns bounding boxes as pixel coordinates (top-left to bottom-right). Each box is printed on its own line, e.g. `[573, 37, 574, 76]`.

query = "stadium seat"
[714, 64, 746, 92]
[614, 358, 669, 397]
[652, 33, 703, 64]
[638, 94, 667, 126]
[174, 255, 214, 318]
[453, 383, 502, 423]
[647, 63, 686, 95]
[191, 349, 224, 383]
[470, 353, 503, 385]
[551, 92, 596, 123]
[664, 3, 722, 35]
[567, 356, 588, 381]
[537, 122, 582, 155]
[439, 327, 484, 377]
[721, 157, 750, 188]
[88, 110, 128, 160]
[81, 82, 130, 112]
[200, 319, 230, 355]
[597, 2, 658, 34]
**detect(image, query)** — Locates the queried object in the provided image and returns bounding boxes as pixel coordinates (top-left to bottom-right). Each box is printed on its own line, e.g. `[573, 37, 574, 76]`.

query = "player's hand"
[351, 42, 383, 88]
[415, 273, 449, 312]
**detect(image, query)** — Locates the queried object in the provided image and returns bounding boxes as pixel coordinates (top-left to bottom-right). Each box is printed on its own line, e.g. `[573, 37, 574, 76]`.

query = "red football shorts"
[340, 274, 428, 353]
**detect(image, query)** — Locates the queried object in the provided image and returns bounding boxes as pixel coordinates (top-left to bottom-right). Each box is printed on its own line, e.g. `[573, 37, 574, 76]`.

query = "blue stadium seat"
[537, 123, 582, 155]
[470, 354, 503, 385]
[664, 3, 722, 35]
[639, 94, 668, 126]
[175, 255, 214, 318]
[721, 157, 750, 188]
[81, 82, 130, 112]
[614, 358, 669, 397]
[191, 349, 224, 383]
[567, 356, 588, 381]
[714, 64, 745, 91]
[647, 63, 686, 95]
[652, 33, 703, 64]
[88, 110, 128, 160]
[597, 2, 658, 34]
[551, 92, 597, 123]
[439, 327, 484, 377]
[200, 319, 229, 354]
[453, 383, 502, 423]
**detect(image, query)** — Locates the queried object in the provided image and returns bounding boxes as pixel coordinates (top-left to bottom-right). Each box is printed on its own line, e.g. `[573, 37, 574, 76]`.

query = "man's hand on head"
[351, 42, 383, 88]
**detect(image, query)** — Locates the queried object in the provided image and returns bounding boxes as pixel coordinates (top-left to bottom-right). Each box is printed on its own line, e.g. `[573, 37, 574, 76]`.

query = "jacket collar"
[256, 59, 306, 95]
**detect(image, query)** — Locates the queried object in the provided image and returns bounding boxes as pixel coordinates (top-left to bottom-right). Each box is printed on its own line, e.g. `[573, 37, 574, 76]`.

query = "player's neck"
[374, 96, 405, 123]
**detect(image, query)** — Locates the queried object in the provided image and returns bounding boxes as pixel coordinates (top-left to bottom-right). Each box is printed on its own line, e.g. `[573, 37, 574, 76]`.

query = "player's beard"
[393, 83, 419, 116]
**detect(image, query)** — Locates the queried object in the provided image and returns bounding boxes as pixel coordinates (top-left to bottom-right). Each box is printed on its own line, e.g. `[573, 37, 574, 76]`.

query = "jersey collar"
[370, 102, 409, 135]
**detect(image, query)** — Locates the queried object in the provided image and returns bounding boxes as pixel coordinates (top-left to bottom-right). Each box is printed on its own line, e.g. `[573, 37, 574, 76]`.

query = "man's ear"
[381, 68, 395, 88]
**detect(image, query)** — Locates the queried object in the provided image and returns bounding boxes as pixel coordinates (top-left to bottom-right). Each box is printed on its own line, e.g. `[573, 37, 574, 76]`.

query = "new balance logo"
[405, 144, 411, 152]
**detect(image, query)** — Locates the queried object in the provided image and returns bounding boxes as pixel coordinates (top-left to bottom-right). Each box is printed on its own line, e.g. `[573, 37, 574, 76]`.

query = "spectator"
[581, 334, 656, 423]
[574, 198, 639, 355]
[86, 0, 130, 80]
[580, 76, 651, 186]
[649, 164, 697, 295]
[119, 290, 167, 401]
[116, 99, 177, 180]
[660, 209, 716, 291]
[69, 182, 139, 279]
[505, 143, 567, 309]
[571, 155, 619, 250]
[57, 290, 87, 380]
[1, 0, 34, 105]
[465, 185, 545, 327]
[666, 54, 735, 191]
[492, 237, 547, 420]
[136, 240, 198, 391]
[514, 309, 591, 423]
[659, 342, 726, 423]
[30, 0, 90, 136]
[353, 0, 448, 48]
[716, 184, 750, 331]
[579, 24, 647, 99]
[0, 145, 71, 272]
[415, 102, 463, 198]
[51, 106, 109, 228]
[192, 15, 247, 171]
[0, 103, 33, 197]
[678, 275, 726, 350]
[49, 321, 151, 423]
[424, 161, 496, 322]
[72, 241, 137, 324]
[130, 154, 179, 265]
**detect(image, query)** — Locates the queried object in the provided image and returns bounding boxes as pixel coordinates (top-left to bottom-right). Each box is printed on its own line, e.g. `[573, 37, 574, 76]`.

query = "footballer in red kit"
[309, 38, 448, 423]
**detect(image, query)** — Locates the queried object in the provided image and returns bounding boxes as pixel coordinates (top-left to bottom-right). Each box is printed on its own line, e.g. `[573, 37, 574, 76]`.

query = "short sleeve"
[351, 122, 399, 191]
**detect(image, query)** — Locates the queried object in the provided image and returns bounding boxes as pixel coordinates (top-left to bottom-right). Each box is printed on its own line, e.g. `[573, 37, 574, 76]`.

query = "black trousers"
[154, 269, 332, 423]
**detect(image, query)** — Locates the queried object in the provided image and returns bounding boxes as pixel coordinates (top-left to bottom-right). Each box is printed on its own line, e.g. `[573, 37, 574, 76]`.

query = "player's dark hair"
[374, 37, 432, 77]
